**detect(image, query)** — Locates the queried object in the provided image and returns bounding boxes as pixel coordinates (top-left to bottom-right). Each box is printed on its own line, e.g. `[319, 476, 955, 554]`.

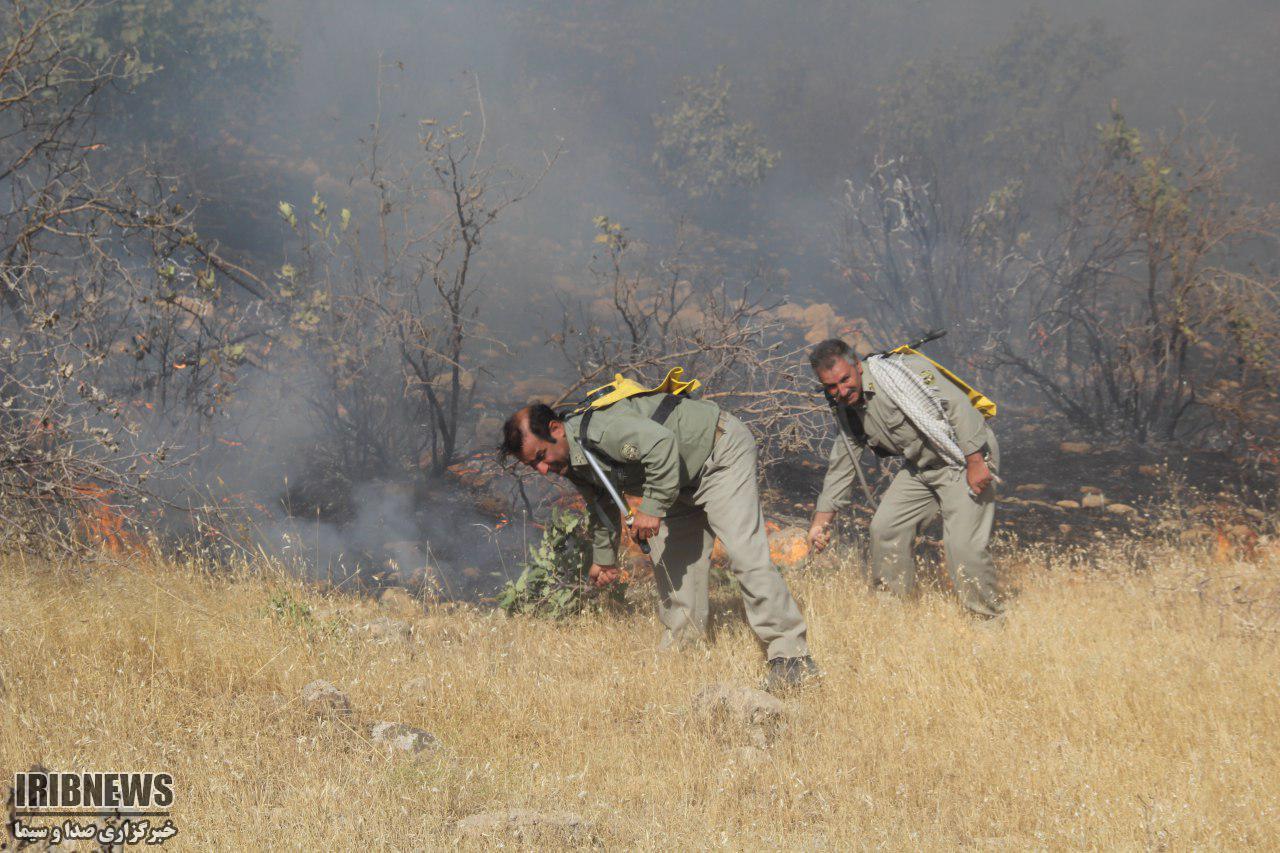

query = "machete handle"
[625, 512, 653, 555]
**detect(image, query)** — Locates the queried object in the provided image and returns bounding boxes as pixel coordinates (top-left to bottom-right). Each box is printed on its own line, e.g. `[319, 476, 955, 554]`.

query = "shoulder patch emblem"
[919, 370, 936, 386]
[622, 442, 640, 461]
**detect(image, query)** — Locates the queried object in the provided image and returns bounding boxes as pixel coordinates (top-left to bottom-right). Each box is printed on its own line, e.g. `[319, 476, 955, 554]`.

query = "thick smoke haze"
[185, 1, 1274, 591]
[36, 0, 1274, 592]
[225, 0, 1280, 324]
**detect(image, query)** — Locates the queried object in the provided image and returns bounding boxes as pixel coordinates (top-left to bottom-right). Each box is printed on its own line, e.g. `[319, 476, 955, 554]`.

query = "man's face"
[516, 418, 571, 477]
[816, 357, 863, 406]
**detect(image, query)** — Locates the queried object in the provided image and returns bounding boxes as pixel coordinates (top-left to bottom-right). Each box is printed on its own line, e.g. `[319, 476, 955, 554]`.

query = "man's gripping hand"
[965, 452, 994, 496]
[807, 509, 836, 553]
[629, 510, 661, 541]
[589, 564, 621, 587]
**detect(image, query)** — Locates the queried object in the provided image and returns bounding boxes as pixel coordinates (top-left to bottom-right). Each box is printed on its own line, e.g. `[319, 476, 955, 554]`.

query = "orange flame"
[768, 528, 810, 568]
[73, 483, 142, 553]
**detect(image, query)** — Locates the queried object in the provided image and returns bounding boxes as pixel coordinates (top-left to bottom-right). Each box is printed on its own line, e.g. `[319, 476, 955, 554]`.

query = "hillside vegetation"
[3, 538, 1278, 849]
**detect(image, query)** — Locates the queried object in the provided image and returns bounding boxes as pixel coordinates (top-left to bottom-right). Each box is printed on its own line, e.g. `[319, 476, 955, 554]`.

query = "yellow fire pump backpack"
[561, 366, 701, 423]
[889, 345, 997, 419]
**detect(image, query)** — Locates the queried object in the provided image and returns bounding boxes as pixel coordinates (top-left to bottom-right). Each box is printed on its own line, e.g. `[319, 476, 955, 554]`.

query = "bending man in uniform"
[806, 339, 1004, 618]
[502, 394, 818, 689]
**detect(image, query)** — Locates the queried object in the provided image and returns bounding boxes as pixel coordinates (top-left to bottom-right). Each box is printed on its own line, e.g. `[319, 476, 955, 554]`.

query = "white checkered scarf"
[863, 354, 966, 470]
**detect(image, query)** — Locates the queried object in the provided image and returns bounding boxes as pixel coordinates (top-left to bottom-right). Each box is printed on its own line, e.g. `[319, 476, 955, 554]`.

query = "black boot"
[764, 655, 820, 693]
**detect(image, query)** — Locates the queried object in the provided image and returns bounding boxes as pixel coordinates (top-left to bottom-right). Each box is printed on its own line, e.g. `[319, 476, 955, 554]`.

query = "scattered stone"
[301, 680, 352, 719]
[717, 745, 768, 785]
[1079, 485, 1103, 496]
[1081, 493, 1106, 509]
[1055, 500, 1080, 510]
[1059, 441, 1092, 454]
[693, 683, 785, 746]
[359, 616, 412, 644]
[1226, 523, 1256, 541]
[1014, 483, 1046, 494]
[1058, 523, 1072, 534]
[1107, 503, 1137, 516]
[1178, 525, 1214, 547]
[455, 809, 587, 843]
[378, 587, 420, 619]
[1137, 464, 1162, 477]
[369, 721, 439, 756]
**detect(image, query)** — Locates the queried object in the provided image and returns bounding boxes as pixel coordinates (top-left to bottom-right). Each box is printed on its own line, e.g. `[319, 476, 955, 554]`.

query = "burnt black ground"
[764, 411, 1276, 551]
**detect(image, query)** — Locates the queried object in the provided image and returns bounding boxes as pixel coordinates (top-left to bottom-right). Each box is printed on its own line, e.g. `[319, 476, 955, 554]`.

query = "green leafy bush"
[497, 509, 625, 618]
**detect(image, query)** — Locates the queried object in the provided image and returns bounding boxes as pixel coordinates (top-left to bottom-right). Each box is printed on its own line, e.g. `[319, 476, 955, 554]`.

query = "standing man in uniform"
[806, 338, 1004, 618]
[501, 392, 818, 689]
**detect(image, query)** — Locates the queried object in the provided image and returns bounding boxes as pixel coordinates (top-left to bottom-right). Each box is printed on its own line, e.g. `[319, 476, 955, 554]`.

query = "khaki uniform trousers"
[869, 432, 1003, 617]
[645, 413, 809, 660]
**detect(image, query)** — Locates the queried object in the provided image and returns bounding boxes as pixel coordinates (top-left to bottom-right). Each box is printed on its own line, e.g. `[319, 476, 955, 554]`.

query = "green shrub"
[497, 508, 625, 618]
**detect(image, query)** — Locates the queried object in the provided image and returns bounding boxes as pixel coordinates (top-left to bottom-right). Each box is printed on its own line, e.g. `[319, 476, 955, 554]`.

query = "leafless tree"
[0, 0, 269, 552]
[277, 66, 554, 504]
[833, 156, 1029, 372]
[992, 110, 1280, 447]
[552, 217, 822, 467]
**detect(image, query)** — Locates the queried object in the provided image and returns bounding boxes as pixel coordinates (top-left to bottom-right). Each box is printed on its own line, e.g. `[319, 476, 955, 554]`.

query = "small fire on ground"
[74, 483, 143, 554]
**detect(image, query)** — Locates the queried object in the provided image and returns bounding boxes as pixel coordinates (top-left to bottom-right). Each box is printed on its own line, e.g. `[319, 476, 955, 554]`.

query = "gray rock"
[692, 683, 785, 746]
[455, 809, 587, 842]
[377, 587, 420, 618]
[369, 721, 439, 755]
[359, 616, 412, 644]
[301, 680, 352, 719]
[731, 745, 767, 766]
[403, 675, 431, 694]
[718, 745, 768, 784]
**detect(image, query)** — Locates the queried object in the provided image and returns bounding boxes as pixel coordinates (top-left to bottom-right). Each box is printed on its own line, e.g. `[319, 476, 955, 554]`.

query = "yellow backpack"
[563, 367, 701, 417]
[889, 346, 997, 419]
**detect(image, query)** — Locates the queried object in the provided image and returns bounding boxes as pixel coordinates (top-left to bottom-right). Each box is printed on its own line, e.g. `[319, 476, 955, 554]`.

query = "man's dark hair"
[500, 403, 560, 459]
[809, 338, 853, 374]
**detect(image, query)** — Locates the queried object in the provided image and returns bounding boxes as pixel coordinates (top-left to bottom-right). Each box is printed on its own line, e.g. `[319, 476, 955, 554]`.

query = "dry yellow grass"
[2, 540, 1279, 849]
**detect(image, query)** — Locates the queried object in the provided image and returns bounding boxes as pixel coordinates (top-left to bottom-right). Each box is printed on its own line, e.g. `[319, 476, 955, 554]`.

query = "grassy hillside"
[2, 540, 1278, 848]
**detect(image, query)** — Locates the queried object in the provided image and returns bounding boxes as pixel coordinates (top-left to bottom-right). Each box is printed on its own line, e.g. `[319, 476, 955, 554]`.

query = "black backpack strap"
[577, 408, 597, 453]
[650, 393, 682, 426]
[841, 406, 869, 446]
[825, 391, 866, 447]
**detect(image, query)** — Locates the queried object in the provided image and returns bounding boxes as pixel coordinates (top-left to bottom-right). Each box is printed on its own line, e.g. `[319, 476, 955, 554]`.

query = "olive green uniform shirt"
[816, 354, 992, 512]
[562, 394, 721, 565]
